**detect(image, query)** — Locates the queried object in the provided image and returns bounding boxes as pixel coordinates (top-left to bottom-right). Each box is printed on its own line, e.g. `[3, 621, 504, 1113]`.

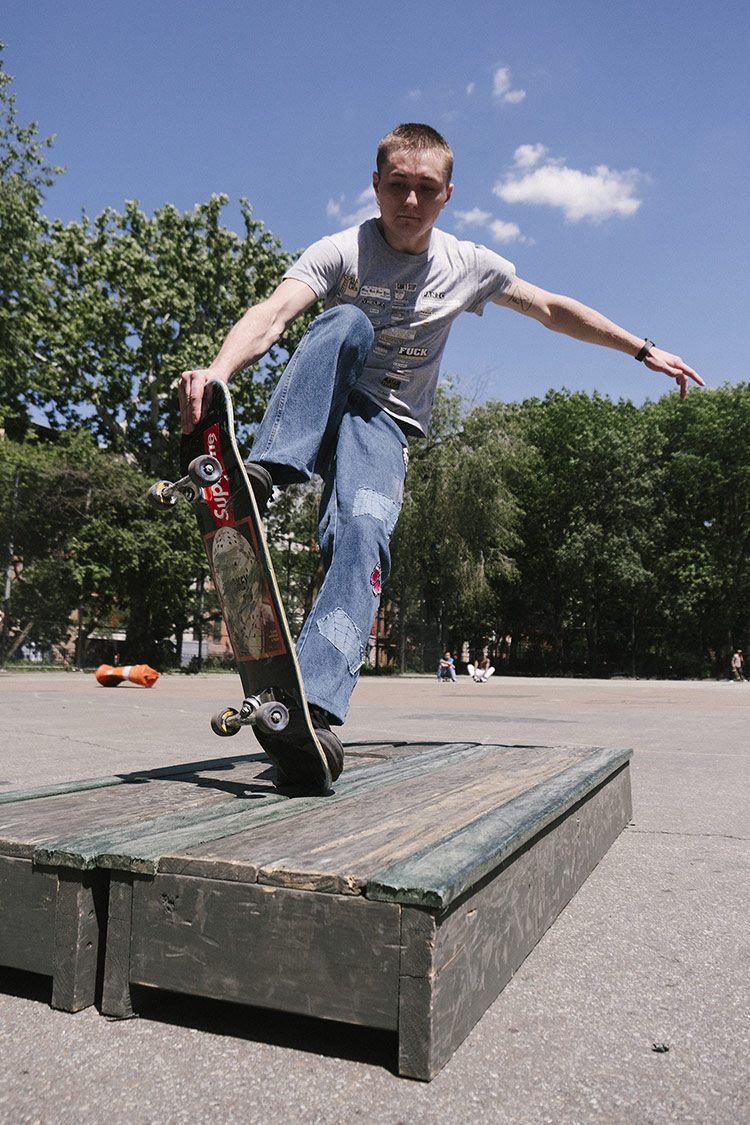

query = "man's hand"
[176, 278, 318, 434]
[642, 347, 705, 401]
[179, 368, 218, 434]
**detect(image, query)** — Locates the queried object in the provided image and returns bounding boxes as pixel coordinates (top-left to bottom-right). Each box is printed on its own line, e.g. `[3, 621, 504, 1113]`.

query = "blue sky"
[3, 0, 748, 407]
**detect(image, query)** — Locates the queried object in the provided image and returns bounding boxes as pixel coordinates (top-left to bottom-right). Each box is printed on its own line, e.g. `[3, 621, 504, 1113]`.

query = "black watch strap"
[635, 339, 654, 362]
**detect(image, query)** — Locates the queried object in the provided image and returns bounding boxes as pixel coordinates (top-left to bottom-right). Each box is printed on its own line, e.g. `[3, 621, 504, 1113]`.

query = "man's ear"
[443, 183, 454, 207]
[372, 171, 379, 194]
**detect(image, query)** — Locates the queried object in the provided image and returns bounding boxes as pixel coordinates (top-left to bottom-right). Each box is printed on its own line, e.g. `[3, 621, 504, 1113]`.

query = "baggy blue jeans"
[248, 305, 408, 723]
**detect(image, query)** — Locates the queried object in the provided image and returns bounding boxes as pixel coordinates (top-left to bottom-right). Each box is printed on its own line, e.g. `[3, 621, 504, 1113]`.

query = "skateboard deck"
[149, 379, 335, 793]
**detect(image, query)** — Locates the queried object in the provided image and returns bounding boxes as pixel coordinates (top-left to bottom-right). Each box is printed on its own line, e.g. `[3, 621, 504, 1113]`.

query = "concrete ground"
[0, 669, 747, 1124]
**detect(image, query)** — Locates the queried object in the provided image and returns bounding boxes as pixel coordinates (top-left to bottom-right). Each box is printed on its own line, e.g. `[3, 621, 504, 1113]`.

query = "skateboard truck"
[211, 690, 290, 738]
[147, 455, 223, 509]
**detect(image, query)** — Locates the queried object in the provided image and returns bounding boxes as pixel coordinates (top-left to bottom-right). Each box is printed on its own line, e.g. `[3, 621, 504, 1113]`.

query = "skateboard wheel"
[210, 707, 241, 736]
[253, 701, 289, 734]
[181, 482, 200, 504]
[147, 480, 178, 510]
[188, 455, 223, 487]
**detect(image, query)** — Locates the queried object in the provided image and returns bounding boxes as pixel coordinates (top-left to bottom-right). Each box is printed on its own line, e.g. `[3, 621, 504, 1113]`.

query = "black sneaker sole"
[253, 711, 344, 792]
[243, 462, 273, 514]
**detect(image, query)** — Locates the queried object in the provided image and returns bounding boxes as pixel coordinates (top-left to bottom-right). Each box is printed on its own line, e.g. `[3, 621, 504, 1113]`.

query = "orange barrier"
[95, 663, 160, 688]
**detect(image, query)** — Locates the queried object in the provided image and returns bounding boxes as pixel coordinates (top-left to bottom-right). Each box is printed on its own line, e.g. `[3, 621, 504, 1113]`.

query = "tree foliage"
[390, 384, 522, 662]
[503, 391, 664, 671]
[35, 195, 308, 475]
[0, 434, 203, 666]
[0, 44, 64, 434]
[647, 386, 750, 671]
[391, 382, 750, 678]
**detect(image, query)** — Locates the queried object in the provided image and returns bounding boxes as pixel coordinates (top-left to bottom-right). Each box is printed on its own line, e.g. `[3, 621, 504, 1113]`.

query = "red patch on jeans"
[370, 562, 382, 596]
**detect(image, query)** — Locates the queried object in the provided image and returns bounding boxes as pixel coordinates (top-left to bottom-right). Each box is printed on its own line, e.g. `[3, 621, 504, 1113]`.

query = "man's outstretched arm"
[496, 278, 704, 400]
[179, 278, 318, 433]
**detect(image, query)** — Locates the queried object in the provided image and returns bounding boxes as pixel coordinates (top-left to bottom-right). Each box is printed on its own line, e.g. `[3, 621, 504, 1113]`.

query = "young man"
[437, 651, 457, 682]
[179, 123, 703, 769]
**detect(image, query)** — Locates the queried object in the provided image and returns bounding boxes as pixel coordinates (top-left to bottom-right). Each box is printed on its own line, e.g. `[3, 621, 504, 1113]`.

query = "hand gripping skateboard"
[148, 379, 342, 793]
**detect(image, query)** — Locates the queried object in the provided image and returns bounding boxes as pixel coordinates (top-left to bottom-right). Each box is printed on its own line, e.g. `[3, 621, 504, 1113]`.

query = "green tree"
[34, 196, 310, 475]
[390, 384, 521, 667]
[507, 390, 664, 673]
[650, 383, 750, 675]
[0, 44, 64, 434]
[0, 433, 203, 666]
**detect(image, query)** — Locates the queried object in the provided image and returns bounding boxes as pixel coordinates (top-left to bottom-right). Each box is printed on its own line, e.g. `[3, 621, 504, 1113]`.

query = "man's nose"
[405, 188, 419, 206]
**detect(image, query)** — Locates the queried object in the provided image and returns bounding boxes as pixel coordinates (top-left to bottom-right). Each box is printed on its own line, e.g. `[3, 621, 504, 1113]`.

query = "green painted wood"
[367, 746, 633, 909]
[0, 855, 57, 974]
[100, 872, 137, 1019]
[33, 741, 487, 874]
[127, 874, 402, 1030]
[34, 792, 285, 871]
[0, 753, 265, 805]
[249, 744, 591, 895]
[396, 764, 633, 1080]
[0, 765, 273, 858]
[50, 869, 107, 1012]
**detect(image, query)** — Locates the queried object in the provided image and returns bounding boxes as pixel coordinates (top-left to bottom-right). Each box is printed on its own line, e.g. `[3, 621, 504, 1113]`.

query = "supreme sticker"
[203, 423, 234, 527]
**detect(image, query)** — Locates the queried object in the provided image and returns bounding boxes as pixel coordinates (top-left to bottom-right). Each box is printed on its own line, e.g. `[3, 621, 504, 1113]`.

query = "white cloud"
[466, 82, 476, 96]
[493, 66, 511, 96]
[453, 207, 492, 230]
[489, 219, 525, 244]
[513, 143, 548, 170]
[327, 186, 379, 228]
[494, 145, 643, 222]
[453, 206, 529, 245]
[492, 65, 526, 105]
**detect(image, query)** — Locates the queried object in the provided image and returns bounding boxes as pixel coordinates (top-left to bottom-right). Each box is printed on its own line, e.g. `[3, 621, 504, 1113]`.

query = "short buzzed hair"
[376, 123, 454, 185]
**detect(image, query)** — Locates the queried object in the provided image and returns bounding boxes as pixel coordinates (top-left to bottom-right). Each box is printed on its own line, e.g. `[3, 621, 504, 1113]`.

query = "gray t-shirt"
[284, 219, 515, 434]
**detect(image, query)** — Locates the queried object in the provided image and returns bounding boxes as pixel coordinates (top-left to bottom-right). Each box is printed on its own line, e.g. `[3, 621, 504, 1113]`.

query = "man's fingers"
[645, 349, 705, 397]
[179, 369, 207, 433]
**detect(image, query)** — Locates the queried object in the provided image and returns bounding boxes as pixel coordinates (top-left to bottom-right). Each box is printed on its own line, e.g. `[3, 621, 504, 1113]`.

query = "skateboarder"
[437, 651, 457, 682]
[179, 122, 703, 761]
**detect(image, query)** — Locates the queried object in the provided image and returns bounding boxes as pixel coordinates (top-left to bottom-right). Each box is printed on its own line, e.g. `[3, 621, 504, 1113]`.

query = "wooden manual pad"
[0, 740, 632, 1078]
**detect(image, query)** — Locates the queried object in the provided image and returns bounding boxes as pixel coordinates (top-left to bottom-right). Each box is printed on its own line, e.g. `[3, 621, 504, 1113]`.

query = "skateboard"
[148, 379, 340, 793]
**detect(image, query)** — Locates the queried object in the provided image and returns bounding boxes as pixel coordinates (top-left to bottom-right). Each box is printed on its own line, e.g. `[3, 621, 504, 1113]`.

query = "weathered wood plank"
[35, 791, 283, 871]
[0, 855, 57, 974]
[127, 873, 402, 1030]
[156, 745, 601, 896]
[255, 745, 599, 894]
[396, 764, 633, 1080]
[370, 747, 632, 909]
[100, 871, 137, 1019]
[4, 738, 634, 1084]
[50, 868, 107, 1012]
[0, 741, 418, 810]
[0, 753, 268, 806]
[35, 741, 488, 875]
[0, 759, 277, 856]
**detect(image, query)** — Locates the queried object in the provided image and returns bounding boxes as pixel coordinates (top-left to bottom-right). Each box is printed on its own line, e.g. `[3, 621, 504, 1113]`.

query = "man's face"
[373, 147, 453, 253]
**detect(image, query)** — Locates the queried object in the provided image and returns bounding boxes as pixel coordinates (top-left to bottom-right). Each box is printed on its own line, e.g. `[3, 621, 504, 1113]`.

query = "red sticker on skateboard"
[203, 423, 234, 527]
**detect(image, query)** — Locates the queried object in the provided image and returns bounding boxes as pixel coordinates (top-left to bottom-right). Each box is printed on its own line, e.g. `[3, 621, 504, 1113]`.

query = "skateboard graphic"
[148, 379, 341, 793]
